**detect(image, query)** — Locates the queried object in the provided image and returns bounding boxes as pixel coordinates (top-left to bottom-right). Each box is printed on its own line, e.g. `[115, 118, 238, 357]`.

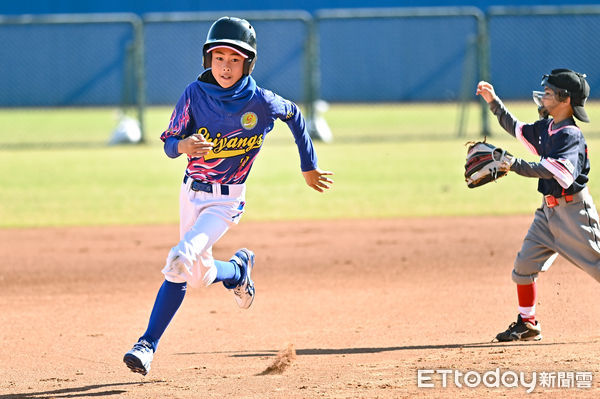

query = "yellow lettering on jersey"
[199, 127, 263, 160]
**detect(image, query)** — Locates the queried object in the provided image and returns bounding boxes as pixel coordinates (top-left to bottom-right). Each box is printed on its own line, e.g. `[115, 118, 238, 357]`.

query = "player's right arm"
[476, 81, 553, 179]
[476, 81, 518, 138]
[476, 81, 497, 103]
[177, 134, 213, 158]
[159, 87, 211, 159]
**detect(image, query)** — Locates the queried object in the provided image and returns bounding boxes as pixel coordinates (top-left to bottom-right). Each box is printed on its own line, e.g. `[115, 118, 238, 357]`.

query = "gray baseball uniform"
[490, 99, 600, 285]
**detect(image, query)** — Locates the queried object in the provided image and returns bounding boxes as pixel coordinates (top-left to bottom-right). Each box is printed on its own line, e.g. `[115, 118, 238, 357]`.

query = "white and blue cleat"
[230, 248, 255, 309]
[123, 339, 154, 376]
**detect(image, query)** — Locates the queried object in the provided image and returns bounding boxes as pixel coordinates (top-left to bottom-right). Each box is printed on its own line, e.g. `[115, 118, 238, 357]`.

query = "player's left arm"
[510, 159, 555, 179]
[285, 105, 334, 192]
[267, 90, 334, 192]
[509, 128, 581, 184]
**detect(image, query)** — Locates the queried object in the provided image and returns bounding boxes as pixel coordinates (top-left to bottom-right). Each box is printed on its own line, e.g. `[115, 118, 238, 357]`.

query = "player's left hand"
[302, 168, 334, 192]
[464, 140, 514, 188]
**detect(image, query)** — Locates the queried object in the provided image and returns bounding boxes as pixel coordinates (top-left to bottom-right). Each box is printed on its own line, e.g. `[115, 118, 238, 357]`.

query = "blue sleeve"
[160, 85, 194, 158]
[266, 90, 318, 171]
[164, 136, 181, 159]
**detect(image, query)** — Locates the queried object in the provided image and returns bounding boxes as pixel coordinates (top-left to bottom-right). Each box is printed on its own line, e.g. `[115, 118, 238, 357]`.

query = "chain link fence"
[483, 6, 600, 137]
[487, 6, 600, 100]
[142, 11, 312, 106]
[0, 13, 145, 144]
[2, 6, 600, 145]
[316, 7, 483, 102]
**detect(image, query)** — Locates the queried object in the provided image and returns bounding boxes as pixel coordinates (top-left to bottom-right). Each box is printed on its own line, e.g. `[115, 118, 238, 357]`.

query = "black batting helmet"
[202, 17, 257, 75]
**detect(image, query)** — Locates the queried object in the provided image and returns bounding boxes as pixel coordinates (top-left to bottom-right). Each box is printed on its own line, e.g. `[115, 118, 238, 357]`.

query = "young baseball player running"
[476, 69, 600, 342]
[123, 16, 333, 375]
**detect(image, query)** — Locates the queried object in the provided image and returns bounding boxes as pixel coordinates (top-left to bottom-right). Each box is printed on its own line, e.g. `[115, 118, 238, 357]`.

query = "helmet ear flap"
[244, 56, 256, 75]
[557, 90, 570, 102]
[203, 51, 212, 69]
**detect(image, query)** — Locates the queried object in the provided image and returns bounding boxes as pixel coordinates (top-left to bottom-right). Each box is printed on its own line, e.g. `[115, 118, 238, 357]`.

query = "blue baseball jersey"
[160, 72, 317, 184]
[516, 118, 590, 197]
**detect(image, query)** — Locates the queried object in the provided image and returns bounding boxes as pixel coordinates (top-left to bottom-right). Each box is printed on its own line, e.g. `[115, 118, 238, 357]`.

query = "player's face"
[211, 48, 245, 88]
[540, 87, 566, 115]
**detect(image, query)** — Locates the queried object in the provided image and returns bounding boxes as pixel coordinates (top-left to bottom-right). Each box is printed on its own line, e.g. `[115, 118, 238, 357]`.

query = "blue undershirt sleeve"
[164, 136, 182, 159]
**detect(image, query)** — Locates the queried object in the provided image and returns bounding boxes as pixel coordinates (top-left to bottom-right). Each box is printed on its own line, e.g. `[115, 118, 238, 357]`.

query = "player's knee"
[511, 269, 537, 285]
[181, 264, 216, 288]
[162, 248, 191, 283]
[161, 248, 216, 288]
[197, 265, 217, 288]
[513, 252, 556, 284]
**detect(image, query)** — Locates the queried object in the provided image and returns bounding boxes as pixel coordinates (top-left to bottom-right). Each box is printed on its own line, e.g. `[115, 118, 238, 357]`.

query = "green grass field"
[1, 102, 599, 227]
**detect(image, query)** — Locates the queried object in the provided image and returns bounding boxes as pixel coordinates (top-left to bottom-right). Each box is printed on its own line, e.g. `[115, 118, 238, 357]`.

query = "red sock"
[517, 283, 536, 324]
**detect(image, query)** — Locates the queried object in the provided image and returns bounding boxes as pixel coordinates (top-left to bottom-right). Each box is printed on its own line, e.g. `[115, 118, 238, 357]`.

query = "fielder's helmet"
[541, 68, 590, 122]
[203, 17, 257, 75]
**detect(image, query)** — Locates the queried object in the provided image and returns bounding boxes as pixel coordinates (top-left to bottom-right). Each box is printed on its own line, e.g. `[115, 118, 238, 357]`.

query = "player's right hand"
[178, 134, 214, 158]
[476, 81, 497, 104]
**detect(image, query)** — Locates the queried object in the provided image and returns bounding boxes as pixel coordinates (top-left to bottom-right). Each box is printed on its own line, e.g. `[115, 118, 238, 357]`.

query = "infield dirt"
[1, 216, 599, 398]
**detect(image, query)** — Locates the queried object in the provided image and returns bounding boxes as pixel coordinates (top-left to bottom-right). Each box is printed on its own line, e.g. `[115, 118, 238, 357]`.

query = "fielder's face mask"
[533, 74, 569, 107]
[532, 91, 545, 107]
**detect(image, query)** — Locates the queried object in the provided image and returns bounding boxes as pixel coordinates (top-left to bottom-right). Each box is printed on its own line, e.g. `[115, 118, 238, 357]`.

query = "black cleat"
[495, 314, 542, 342]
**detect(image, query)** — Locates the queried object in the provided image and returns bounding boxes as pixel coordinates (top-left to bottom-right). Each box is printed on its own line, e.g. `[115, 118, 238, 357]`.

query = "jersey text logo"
[199, 127, 263, 160]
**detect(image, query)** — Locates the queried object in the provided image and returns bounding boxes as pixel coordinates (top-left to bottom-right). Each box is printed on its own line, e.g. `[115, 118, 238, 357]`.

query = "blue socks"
[213, 260, 242, 288]
[139, 262, 240, 351]
[141, 280, 186, 351]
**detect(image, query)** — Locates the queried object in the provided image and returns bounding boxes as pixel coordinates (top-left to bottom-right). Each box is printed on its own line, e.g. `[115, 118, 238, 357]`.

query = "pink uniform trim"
[515, 122, 539, 156]
[207, 45, 249, 58]
[547, 120, 581, 136]
[541, 158, 574, 189]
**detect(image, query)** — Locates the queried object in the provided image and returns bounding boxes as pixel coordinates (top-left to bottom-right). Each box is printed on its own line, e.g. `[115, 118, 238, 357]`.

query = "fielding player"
[477, 69, 600, 342]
